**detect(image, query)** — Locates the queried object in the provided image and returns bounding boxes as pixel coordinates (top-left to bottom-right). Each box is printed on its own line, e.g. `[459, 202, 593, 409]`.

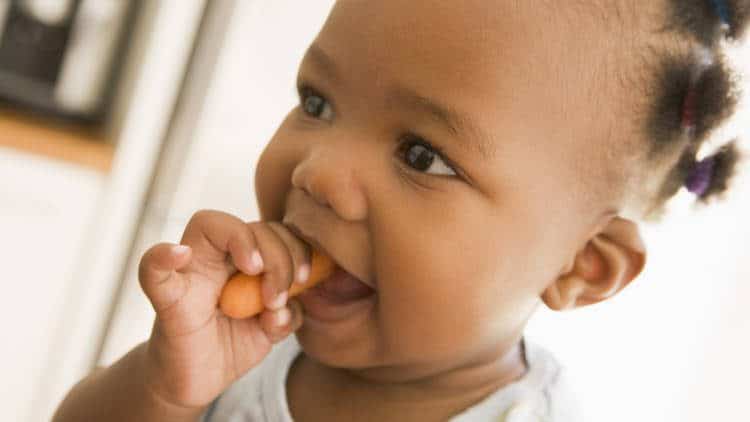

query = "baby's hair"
[640, 0, 749, 216]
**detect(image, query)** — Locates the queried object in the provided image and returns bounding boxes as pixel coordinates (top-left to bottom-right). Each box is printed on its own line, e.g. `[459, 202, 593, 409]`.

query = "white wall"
[99, 2, 750, 421]
[0, 148, 103, 422]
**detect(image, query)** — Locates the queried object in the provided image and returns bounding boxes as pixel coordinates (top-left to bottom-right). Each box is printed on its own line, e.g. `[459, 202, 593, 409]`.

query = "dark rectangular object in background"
[0, 2, 73, 84]
[0, 0, 138, 126]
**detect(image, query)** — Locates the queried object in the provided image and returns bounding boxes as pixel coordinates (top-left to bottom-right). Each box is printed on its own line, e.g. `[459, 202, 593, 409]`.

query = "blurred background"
[0, 1, 747, 421]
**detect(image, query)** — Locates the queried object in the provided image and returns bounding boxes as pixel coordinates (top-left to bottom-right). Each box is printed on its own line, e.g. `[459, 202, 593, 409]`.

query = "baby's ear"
[541, 217, 647, 311]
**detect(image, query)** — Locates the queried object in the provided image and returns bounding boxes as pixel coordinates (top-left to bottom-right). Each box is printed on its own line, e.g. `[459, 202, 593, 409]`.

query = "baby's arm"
[52, 210, 308, 421]
[52, 343, 204, 422]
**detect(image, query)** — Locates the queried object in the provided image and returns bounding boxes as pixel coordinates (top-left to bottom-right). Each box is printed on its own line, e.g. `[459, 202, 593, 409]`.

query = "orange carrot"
[219, 250, 335, 319]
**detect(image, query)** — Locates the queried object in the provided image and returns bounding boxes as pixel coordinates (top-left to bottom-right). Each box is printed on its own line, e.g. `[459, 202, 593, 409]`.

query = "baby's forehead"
[320, 0, 658, 111]
[319, 2, 645, 142]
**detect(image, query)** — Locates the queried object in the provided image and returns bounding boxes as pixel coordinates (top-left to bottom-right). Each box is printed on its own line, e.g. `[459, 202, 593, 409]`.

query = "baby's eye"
[299, 85, 333, 121]
[398, 135, 457, 177]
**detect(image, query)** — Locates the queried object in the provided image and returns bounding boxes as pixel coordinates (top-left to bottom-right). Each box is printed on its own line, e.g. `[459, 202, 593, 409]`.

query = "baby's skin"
[52, 1, 653, 421]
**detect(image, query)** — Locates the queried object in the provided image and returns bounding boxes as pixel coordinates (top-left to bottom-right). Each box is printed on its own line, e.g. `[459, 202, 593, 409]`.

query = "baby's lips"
[284, 221, 330, 261]
[283, 222, 375, 290]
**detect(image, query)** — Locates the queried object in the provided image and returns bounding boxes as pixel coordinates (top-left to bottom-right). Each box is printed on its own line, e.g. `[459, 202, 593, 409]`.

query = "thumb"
[138, 243, 193, 313]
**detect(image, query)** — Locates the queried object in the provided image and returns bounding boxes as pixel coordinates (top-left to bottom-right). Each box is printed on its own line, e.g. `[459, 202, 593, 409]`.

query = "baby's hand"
[137, 210, 311, 410]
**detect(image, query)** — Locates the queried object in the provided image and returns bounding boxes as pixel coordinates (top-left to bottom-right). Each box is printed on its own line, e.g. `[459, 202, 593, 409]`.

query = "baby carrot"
[219, 250, 335, 319]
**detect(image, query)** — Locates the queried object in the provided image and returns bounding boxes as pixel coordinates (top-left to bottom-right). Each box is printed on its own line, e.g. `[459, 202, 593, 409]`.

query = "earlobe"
[542, 217, 647, 311]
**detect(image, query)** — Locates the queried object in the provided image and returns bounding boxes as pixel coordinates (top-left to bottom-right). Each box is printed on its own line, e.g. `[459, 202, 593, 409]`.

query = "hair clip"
[709, 0, 732, 28]
[685, 154, 717, 197]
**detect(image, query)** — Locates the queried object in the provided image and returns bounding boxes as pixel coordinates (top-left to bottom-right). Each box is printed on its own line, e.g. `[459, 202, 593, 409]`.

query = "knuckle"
[270, 223, 306, 252]
[260, 311, 276, 333]
[244, 223, 263, 243]
[242, 227, 259, 249]
[193, 208, 217, 219]
[265, 261, 291, 286]
[279, 263, 293, 284]
[245, 222, 265, 239]
[137, 244, 163, 282]
[266, 221, 287, 234]
[274, 259, 294, 285]
[188, 209, 221, 227]
[246, 221, 264, 231]
[226, 233, 241, 252]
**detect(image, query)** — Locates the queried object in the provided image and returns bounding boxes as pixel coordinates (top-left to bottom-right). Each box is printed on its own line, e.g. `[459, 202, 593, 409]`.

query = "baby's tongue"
[317, 267, 374, 301]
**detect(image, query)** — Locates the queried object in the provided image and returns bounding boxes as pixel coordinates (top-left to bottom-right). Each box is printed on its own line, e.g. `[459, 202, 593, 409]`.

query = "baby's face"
[255, 0, 630, 379]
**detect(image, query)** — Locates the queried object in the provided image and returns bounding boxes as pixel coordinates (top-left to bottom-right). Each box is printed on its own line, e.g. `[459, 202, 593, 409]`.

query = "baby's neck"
[286, 339, 528, 422]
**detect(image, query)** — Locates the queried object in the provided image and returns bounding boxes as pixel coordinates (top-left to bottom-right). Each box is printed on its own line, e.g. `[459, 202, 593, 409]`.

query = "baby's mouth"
[296, 262, 376, 324]
[314, 265, 376, 303]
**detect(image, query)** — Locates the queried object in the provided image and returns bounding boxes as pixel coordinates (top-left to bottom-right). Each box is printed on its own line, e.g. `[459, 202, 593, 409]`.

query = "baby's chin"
[293, 277, 381, 368]
[293, 324, 380, 370]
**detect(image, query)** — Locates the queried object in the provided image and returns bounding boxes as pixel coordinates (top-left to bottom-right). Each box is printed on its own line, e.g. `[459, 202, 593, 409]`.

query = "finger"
[259, 306, 291, 343]
[259, 299, 303, 343]
[138, 242, 192, 313]
[227, 223, 264, 277]
[248, 223, 295, 310]
[267, 222, 312, 286]
[180, 210, 259, 283]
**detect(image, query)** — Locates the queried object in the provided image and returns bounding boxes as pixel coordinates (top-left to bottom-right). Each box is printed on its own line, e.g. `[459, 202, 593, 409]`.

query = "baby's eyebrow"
[303, 44, 495, 160]
[304, 44, 342, 85]
[386, 85, 494, 159]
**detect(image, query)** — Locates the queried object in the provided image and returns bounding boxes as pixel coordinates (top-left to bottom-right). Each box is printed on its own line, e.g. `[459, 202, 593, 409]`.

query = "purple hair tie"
[685, 155, 717, 197]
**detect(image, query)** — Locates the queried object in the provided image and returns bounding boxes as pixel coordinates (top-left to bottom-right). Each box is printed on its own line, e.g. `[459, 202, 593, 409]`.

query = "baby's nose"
[290, 147, 368, 222]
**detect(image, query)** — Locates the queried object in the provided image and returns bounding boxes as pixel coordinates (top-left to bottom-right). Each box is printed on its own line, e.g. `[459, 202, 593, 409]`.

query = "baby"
[53, 1, 748, 421]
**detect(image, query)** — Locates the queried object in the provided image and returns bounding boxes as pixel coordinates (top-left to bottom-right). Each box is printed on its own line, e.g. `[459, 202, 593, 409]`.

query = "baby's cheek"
[376, 257, 506, 363]
[254, 131, 299, 220]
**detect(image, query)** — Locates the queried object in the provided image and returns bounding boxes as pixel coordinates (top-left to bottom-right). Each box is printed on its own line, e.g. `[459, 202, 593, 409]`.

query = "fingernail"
[172, 245, 190, 255]
[268, 291, 288, 310]
[274, 307, 291, 327]
[249, 251, 264, 273]
[297, 264, 310, 284]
